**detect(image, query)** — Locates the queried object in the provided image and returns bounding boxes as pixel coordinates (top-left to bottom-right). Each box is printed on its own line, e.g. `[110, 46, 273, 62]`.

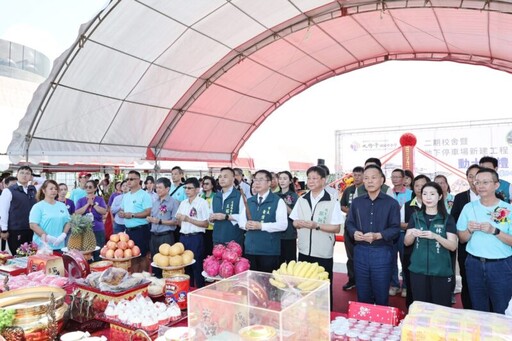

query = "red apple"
[106, 249, 115, 259]
[114, 249, 124, 259]
[109, 234, 120, 242]
[127, 240, 135, 249]
[107, 241, 117, 250]
[131, 246, 141, 257]
[124, 249, 133, 258]
[117, 241, 128, 250]
[118, 232, 130, 242]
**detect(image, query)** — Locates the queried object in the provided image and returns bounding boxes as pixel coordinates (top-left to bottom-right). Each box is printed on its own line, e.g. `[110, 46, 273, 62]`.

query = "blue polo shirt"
[122, 189, 152, 228]
[456, 200, 512, 259]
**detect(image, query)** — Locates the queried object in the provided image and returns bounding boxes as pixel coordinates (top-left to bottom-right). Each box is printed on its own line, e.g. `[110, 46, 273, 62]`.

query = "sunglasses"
[184, 186, 196, 190]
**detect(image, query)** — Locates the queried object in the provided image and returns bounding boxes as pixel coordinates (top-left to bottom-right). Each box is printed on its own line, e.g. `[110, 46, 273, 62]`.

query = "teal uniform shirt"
[30, 200, 70, 250]
[122, 189, 152, 228]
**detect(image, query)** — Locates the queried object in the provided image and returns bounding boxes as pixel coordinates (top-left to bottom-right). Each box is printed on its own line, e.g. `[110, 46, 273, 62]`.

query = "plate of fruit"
[99, 232, 142, 261]
[151, 242, 195, 270]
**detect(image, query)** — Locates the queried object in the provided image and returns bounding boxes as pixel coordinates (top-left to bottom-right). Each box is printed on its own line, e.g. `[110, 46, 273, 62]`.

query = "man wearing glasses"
[210, 168, 246, 249]
[234, 168, 252, 199]
[200, 176, 217, 257]
[241, 170, 288, 273]
[0, 166, 37, 254]
[119, 170, 152, 273]
[457, 168, 512, 314]
[176, 177, 209, 288]
[69, 172, 89, 206]
[147, 177, 180, 278]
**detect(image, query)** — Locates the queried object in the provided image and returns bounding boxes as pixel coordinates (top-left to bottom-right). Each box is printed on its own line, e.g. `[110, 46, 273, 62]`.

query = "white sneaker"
[388, 287, 400, 296]
[401, 289, 407, 298]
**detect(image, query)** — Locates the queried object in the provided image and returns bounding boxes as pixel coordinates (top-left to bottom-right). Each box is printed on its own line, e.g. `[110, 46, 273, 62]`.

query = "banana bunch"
[269, 261, 329, 292]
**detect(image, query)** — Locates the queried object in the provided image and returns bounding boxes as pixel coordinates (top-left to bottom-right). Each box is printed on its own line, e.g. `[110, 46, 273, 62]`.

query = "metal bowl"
[0, 286, 66, 318]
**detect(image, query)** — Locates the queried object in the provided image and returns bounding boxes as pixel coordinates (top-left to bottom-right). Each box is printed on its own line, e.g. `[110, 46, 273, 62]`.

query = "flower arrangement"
[489, 207, 510, 224]
[447, 200, 454, 210]
[284, 194, 294, 205]
[159, 204, 167, 215]
[16, 242, 38, 257]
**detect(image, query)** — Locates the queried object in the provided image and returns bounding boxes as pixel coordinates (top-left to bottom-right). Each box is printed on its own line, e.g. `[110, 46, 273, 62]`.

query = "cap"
[78, 172, 89, 178]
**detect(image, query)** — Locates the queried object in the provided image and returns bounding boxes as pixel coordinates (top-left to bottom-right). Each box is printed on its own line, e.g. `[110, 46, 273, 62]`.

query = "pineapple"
[68, 214, 97, 252]
[82, 227, 97, 252]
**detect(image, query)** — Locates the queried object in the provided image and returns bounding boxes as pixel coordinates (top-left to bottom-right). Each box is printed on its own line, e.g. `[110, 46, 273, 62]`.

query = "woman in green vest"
[404, 182, 458, 307]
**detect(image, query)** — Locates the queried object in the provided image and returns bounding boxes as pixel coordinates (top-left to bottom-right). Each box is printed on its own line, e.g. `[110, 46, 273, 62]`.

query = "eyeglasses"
[184, 186, 196, 190]
[253, 178, 269, 183]
[126, 178, 139, 181]
[474, 180, 496, 186]
[85, 186, 94, 189]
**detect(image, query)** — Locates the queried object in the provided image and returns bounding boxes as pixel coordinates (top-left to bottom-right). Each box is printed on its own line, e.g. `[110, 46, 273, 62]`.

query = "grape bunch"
[0, 308, 15, 331]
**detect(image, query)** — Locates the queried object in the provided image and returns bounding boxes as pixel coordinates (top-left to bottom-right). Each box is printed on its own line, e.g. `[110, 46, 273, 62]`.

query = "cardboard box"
[348, 301, 405, 326]
[28, 254, 65, 276]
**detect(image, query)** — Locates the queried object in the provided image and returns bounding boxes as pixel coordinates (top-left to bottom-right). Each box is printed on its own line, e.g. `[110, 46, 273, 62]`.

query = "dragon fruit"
[234, 257, 250, 274]
[222, 248, 238, 263]
[203, 256, 221, 277]
[212, 244, 226, 259]
[226, 241, 243, 257]
[219, 260, 235, 278]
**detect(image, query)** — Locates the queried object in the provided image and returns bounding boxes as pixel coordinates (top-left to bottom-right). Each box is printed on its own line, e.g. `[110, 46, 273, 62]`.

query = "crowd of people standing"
[0, 155, 510, 315]
[343, 156, 512, 315]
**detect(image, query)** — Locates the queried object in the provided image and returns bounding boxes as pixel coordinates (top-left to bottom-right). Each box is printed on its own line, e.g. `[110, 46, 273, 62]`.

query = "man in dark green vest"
[209, 167, 246, 248]
[244, 170, 288, 273]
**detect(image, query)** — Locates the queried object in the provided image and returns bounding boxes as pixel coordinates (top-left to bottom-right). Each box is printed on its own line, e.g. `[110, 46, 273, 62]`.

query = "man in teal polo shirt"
[119, 170, 152, 273]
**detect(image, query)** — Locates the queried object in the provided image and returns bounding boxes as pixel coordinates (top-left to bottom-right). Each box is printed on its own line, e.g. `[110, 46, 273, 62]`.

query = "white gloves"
[53, 233, 67, 247]
[45, 235, 57, 244]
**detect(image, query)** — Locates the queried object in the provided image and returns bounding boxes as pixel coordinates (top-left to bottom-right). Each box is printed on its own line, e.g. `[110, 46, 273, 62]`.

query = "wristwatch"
[315, 224, 320, 231]
[493, 228, 500, 236]
[159, 219, 162, 225]
[131, 214, 135, 219]
[225, 214, 229, 221]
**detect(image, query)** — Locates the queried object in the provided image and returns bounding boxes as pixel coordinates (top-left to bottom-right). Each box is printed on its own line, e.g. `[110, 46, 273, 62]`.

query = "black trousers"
[457, 241, 472, 309]
[343, 227, 355, 284]
[279, 238, 297, 264]
[299, 253, 334, 311]
[246, 254, 280, 274]
[410, 272, 452, 307]
[403, 247, 413, 308]
[7, 229, 34, 255]
[150, 231, 175, 278]
[204, 229, 213, 259]
[180, 233, 205, 288]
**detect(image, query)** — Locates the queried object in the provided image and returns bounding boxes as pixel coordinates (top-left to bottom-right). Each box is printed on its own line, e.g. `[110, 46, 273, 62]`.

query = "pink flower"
[489, 207, 510, 224]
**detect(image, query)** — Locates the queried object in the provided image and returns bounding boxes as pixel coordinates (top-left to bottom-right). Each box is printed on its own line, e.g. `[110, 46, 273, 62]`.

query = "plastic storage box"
[188, 270, 330, 340]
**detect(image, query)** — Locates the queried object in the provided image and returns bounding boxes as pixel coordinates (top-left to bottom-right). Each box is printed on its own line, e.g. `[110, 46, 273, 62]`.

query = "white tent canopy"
[8, 0, 512, 165]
